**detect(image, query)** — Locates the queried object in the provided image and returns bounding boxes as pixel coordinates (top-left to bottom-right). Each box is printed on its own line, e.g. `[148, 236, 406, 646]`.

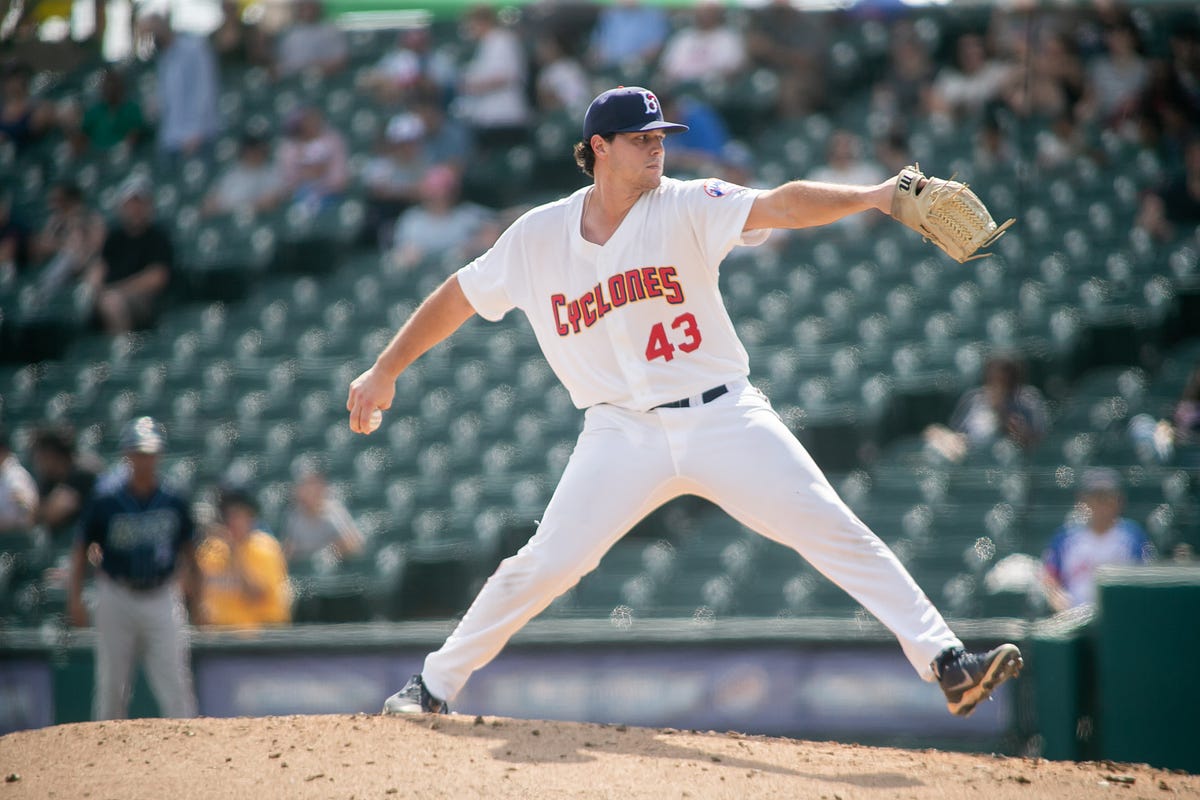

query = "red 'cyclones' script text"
[551, 266, 685, 336]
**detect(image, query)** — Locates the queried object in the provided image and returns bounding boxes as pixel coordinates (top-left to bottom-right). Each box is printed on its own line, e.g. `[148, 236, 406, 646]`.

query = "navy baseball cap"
[119, 416, 167, 454]
[582, 86, 688, 140]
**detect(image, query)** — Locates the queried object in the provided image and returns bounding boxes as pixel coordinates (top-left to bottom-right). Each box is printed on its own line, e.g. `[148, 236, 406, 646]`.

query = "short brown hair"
[573, 134, 614, 178]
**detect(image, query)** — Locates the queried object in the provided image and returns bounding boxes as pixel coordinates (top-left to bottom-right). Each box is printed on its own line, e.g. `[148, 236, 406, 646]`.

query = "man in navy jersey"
[68, 417, 202, 720]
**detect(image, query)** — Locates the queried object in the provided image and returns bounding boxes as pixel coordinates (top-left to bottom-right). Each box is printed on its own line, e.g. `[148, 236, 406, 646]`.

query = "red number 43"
[645, 312, 702, 362]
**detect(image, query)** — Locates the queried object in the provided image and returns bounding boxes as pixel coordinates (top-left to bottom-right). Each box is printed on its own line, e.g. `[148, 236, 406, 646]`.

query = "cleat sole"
[946, 645, 1023, 718]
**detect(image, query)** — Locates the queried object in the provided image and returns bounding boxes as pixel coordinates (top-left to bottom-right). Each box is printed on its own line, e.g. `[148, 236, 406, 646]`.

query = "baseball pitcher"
[347, 87, 1020, 720]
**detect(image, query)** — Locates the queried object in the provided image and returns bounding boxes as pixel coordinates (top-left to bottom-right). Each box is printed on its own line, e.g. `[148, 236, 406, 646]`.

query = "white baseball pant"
[93, 574, 198, 720]
[422, 379, 962, 702]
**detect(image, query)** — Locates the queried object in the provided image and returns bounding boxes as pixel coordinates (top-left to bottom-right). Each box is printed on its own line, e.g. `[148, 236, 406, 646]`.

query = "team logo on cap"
[703, 178, 734, 198]
[640, 90, 659, 114]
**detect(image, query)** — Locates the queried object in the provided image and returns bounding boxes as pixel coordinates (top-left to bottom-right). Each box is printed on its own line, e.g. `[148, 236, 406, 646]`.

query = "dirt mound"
[1, 714, 1195, 799]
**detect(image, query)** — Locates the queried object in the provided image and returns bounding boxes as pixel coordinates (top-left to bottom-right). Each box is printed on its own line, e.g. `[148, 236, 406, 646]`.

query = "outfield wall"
[0, 617, 1025, 753]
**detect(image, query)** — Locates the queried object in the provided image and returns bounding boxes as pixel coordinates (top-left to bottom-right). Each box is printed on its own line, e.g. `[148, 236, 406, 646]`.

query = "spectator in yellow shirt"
[198, 486, 291, 628]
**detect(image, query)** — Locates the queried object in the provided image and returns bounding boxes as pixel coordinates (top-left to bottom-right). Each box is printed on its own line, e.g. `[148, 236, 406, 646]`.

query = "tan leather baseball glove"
[891, 164, 1015, 263]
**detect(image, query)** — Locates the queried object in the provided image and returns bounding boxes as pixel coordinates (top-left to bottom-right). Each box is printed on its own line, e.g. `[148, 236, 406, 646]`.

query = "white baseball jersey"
[457, 176, 770, 411]
[1042, 519, 1150, 607]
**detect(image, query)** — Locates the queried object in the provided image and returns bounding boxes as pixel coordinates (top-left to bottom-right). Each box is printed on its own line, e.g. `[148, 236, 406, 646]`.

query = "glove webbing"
[926, 180, 1015, 262]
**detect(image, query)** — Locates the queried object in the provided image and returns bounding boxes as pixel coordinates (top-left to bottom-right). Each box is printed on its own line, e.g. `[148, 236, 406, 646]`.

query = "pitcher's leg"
[422, 407, 679, 702]
[141, 583, 198, 718]
[689, 398, 961, 680]
[93, 577, 138, 720]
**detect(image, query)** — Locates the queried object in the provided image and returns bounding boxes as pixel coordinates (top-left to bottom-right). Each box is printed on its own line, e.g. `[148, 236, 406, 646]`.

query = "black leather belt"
[653, 384, 730, 410]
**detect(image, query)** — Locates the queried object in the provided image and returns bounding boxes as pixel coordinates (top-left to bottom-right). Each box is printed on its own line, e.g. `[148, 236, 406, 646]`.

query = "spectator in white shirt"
[202, 132, 283, 217]
[928, 33, 1013, 120]
[535, 35, 590, 115]
[359, 27, 458, 107]
[659, 2, 746, 88]
[454, 5, 531, 150]
[1080, 23, 1149, 126]
[806, 131, 887, 231]
[0, 426, 38, 534]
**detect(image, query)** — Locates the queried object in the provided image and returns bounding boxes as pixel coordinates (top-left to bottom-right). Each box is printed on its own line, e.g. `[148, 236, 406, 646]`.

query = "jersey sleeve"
[1126, 521, 1154, 562]
[1042, 528, 1067, 581]
[456, 219, 525, 321]
[681, 178, 767, 274]
[78, 496, 106, 546]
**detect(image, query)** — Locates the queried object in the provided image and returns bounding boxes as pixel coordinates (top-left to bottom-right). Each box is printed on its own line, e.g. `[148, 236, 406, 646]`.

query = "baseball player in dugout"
[347, 87, 1021, 720]
[67, 416, 201, 720]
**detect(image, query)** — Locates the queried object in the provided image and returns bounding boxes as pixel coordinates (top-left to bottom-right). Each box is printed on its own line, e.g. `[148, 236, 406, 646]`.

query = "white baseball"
[367, 409, 383, 433]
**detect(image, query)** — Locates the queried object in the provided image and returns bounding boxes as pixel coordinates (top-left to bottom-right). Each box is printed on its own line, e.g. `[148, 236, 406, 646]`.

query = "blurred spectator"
[927, 33, 1013, 119]
[143, 13, 220, 160]
[68, 416, 201, 720]
[534, 35, 589, 115]
[30, 423, 101, 542]
[1002, 31, 1084, 122]
[1141, 24, 1200, 151]
[0, 189, 31, 286]
[202, 132, 284, 217]
[661, 93, 731, 175]
[454, 5, 531, 151]
[66, 68, 146, 155]
[1079, 23, 1149, 128]
[88, 176, 174, 334]
[275, 0, 348, 79]
[282, 469, 364, 562]
[30, 180, 106, 306]
[872, 34, 934, 118]
[1035, 113, 1092, 169]
[1136, 138, 1200, 242]
[197, 486, 291, 628]
[925, 355, 1048, 460]
[0, 425, 38, 534]
[211, 0, 272, 68]
[415, 98, 473, 170]
[809, 130, 887, 186]
[588, 0, 669, 70]
[362, 112, 433, 243]
[745, 0, 827, 117]
[277, 107, 349, 213]
[1042, 468, 1152, 612]
[1174, 363, 1200, 445]
[875, 129, 914, 175]
[0, 59, 53, 152]
[659, 2, 746, 88]
[806, 131, 886, 232]
[359, 27, 457, 108]
[973, 115, 1017, 171]
[391, 165, 497, 270]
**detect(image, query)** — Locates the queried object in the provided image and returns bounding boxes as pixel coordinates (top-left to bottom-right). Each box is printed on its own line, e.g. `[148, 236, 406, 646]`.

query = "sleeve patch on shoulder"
[703, 178, 737, 198]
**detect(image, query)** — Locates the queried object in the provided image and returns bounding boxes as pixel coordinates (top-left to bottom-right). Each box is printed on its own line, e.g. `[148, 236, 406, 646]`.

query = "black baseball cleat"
[382, 674, 448, 715]
[934, 643, 1023, 718]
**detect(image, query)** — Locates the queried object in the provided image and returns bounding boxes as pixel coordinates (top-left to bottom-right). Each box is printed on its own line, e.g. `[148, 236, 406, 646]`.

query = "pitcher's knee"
[493, 545, 587, 597]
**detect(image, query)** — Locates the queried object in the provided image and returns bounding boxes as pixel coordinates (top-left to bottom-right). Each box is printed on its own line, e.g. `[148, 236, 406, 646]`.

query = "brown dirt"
[1, 714, 1196, 800]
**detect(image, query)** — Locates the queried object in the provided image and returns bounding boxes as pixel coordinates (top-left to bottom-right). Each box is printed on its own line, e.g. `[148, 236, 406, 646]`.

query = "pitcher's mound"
[1, 714, 1195, 799]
